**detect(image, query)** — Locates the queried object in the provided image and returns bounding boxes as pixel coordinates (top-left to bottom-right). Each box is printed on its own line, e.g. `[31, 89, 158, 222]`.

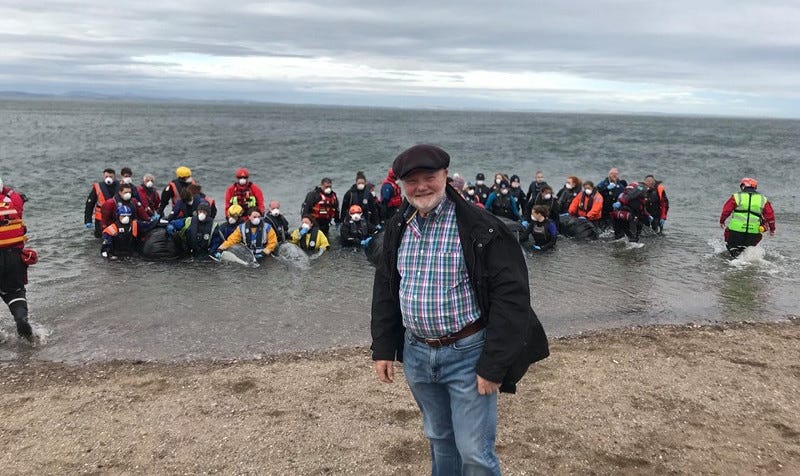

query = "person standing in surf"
[720, 177, 776, 258]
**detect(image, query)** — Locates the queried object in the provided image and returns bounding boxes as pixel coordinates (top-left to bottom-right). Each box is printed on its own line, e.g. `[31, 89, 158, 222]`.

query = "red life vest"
[380, 178, 402, 208]
[311, 192, 338, 221]
[230, 183, 257, 210]
[0, 197, 27, 248]
[93, 182, 112, 221]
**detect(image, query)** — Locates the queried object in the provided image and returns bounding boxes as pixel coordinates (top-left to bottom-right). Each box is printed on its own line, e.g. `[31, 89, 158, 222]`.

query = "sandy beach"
[1, 319, 798, 475]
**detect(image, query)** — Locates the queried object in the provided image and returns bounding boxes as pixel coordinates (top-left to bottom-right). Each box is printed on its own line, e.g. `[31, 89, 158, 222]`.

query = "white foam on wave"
[31, 323, 51, 345]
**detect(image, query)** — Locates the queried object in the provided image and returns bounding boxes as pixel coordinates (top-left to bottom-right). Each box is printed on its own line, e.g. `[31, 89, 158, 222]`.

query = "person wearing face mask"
[158, 166, 195, 217]
[596, 167, 628, 228]
[215, 207, 277, 260]
[224, 168, 265, 217]
[642, 175, 669, 233]
[341, 204, 377, 248]
[119, 167, 142, 202]
[611, 182, 652, 242]
[289, 215, 330, 255]
[556, 176, 582, 217]
[301, 177, 340, 236]
[509, 175, 526, 205]
[519, 205, 558, 252]
[531, 185, 560, 222]
[166, 184, 217, 222]
[210, 204, 244, 255]
[525, 171, 549, 207]
[483, 180, 520, 221]
[100, 182, 150, 230]
[137, 173, 161, 219]
[84, 168, 118, 238]
[343, 171, 379, 226]
[474, 173, 491, 203]
[462, 182, 484, 208]
[168, 202, 216, 259]
[569, 180, 603, 223]
[264, 200, 290, 244]
[489, 172, 509, 195]
[101, 205, 140, 259]
[0, 175, 37, 342]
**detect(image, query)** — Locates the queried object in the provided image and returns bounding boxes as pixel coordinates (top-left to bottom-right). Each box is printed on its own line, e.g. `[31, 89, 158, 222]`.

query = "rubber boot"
[10, 299, 33, 342]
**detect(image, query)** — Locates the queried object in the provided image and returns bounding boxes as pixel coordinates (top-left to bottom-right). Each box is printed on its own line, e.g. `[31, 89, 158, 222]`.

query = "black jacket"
[342, 185, 379, 226]
[371, 186, 549, 393]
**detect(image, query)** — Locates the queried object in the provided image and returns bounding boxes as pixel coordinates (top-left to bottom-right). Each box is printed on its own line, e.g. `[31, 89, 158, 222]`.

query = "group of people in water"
[82, 162, 775, 261]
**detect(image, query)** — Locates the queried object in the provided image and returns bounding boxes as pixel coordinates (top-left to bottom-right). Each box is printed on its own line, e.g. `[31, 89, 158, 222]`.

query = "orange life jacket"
[311, 192, 338, 221]
[0, 199, 27, 248]
[103, 220, 139, 238]
[93, 182, 113, 221]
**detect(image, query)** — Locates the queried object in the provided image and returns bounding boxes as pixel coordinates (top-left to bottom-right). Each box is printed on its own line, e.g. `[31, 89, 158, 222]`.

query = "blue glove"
[532, 245, 541, 251]
[578, 216, 587, 221]
[559, 213, 570, 217]
[214, 251, 222, 260]
[375, 224, 382, 231]
[84, 223, 93, 229]
[607, 183, 617, 190]
[648, 216, 654, 224]
[521, 220, 529, 228]
[360, 237, 373, 248]
[166, 224, 175, 235]
[612, 201, 621, 210]
[150, 213, 160, 222]
[660, 219, 666, 228]
[254, 252, 263, 260]
[299, 227, 309, 236]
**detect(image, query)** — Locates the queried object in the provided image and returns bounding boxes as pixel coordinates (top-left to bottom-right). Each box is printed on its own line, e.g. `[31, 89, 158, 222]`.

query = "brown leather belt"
[412, 320, 485, 348]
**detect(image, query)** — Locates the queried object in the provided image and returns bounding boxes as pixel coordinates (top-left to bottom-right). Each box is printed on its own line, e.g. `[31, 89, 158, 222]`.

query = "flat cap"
[392, 144, 450, 180]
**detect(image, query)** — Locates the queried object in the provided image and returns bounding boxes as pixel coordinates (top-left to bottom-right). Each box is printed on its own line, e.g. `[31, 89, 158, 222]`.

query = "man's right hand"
[374, 360, 395, 384]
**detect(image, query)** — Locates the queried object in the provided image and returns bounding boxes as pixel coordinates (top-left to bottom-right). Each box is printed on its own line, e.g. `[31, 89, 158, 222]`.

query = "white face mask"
[544, 194, 552, 200]
[323, 187, 332, 195]
[121, 192, 132, 201]
[238, 178, 247, 186]
[250, 217, 261, 225]
[122, 177, 133, 184]
[585, 189, 593, 195]
[104, 177, 114, 185]
[301, 223, 311, 231]
[198, 213, 207, 221]
[467, 189, 475, 196]
[495, 178, 502, 185]
[145, 180, 154, 188]
[351, 213, 362, 222]
[501, 189, 509, 195]
[565, 183, 574, 190]
[270, 208, 281, 216]
[120, 215, 131, 224]
[371, 191, 377, 198]
[356, 183, 365, 191]
[476, 180, 484, 186]
[227, 216, 237, 225]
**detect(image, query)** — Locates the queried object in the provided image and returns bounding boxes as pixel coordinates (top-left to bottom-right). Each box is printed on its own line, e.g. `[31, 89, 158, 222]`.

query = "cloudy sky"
[1, 1, 799, 117]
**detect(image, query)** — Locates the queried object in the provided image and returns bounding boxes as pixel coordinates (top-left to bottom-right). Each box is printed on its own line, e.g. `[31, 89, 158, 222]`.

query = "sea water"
[0, 99, 798, 361]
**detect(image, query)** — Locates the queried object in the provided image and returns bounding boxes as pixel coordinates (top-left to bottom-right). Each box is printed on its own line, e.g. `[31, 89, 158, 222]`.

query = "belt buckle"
[424, 337, 443, 347]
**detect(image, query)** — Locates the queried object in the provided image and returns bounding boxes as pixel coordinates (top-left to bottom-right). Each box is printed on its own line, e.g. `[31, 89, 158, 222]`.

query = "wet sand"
[1, 319, 798, 475]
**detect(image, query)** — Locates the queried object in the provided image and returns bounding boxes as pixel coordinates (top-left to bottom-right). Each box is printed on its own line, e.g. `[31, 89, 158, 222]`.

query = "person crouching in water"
[215, 207, 277, 261]
[341, 204, 377, 248]
[210, 204, 244, 256]
[101, 205, 140, 259]
[290, 215, 330, 256]
[611, 182, 651, 242]
[167, 202, 215, 259]
[520, 205, 558, 252]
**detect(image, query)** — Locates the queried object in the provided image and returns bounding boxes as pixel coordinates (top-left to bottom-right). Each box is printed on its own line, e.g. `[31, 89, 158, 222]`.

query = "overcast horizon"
[2, 1, 799, 118]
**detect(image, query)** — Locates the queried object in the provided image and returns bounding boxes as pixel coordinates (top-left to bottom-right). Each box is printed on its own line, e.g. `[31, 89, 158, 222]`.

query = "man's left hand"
[477, 375, 501, 395]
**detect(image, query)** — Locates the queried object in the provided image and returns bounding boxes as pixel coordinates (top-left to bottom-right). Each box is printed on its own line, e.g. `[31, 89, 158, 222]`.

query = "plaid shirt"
[397, 197, 481, 338]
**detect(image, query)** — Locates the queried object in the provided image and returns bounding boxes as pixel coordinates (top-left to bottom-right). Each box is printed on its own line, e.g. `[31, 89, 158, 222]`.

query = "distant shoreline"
[1, 318, 798, 474]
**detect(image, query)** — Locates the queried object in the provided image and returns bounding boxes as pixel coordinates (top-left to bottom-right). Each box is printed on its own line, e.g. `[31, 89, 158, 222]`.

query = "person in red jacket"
[719, 177, 776, 257]
[569, 180, 603, 223]
[224, 168, 265, 217]
[100, 183, 151, 230]
[379, 168, 402, 223]
[137, 173, 161, 219]
[0, 176, 36, 341]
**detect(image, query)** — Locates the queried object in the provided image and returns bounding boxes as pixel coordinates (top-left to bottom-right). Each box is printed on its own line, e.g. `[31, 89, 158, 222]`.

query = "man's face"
[535, 173, 544, 183]
[401, 169, 448, 214]
[644, 178, 655, 189]
[103, 172, 116, 181]
[609, 171, 619, 181]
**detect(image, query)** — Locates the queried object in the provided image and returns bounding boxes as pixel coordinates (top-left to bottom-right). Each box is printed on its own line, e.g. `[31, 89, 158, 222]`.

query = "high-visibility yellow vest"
[729, 192, 766, 234]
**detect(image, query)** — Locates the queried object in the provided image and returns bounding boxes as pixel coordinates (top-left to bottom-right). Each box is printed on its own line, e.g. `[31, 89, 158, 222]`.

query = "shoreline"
[1, 319, 798, 474]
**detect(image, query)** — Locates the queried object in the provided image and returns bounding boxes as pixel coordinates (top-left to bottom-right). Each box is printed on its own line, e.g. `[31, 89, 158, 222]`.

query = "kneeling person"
[289, 215, 330, 254]
[216, 207, 277, 260]
[520, 205, 558, 252]
[168, 202, 215, 258]
[101, 206, 140, 259]
[341, 205, 377, 248]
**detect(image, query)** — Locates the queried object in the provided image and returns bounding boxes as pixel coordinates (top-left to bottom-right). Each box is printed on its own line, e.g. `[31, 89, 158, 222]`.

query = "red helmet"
[236, 168, 249, 179]
[349, 205, 363, 214]
[740, 177, 757, 189]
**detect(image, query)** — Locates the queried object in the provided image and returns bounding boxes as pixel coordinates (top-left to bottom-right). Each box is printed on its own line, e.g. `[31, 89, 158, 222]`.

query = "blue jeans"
[403, 328, 501, 476]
